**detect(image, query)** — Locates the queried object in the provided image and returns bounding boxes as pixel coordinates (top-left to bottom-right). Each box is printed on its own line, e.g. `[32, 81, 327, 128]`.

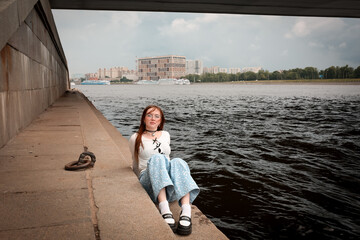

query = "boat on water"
[183, 79, 190, 85]
[175, 79, 183, 85]
[175, 78, 191, 85]
[135, 78, 190, 85]
[136, 80, 159, 85]
[81, 80, 110, 85]
[158, 78, 177, 85]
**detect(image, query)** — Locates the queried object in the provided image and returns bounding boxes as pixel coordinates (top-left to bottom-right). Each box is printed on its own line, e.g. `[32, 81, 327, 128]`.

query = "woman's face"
[144, 107, 162, 130]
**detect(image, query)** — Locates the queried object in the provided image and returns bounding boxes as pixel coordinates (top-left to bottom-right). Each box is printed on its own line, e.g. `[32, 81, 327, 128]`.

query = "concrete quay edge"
[0, 90, 228, 240]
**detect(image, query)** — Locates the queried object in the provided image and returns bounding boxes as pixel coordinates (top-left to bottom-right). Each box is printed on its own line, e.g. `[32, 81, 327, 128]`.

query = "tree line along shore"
[182, 65, 360, 83]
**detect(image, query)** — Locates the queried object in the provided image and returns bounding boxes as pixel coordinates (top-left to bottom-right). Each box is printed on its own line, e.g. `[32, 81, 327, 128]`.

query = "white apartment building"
[98, 68, 105, 79]
[203, 66, 263, 74]
[203, 66, 220, 74]
[229, 68, 242, 74]
[219, 68, 228, 73]
[97, 66, 131, 79]
[242, 67, 262, 73]
[186, 59, 203, 75]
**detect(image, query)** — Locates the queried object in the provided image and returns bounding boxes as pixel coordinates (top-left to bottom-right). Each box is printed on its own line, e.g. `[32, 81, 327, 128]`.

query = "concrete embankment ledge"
[0, 90, 228, 240]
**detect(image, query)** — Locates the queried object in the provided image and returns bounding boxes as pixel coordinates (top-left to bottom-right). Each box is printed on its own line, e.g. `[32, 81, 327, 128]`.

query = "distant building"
[202, 66, 263, 74]
[98, 68, 106, 79]
[85, 72, 98, 80]
[97, 66, 134, 79]
[242, 67, 262, 73]
[122, 73, 138, 81]
[186, 59, 203, 75]
[219, 68, 228, 73]
[229, 68, 241, 74]
[138, 55, 186, 80]
[203, 66, 220, 74]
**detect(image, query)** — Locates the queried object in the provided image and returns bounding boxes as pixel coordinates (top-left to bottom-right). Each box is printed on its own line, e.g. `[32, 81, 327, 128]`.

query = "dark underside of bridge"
[49, 0, 360, 18]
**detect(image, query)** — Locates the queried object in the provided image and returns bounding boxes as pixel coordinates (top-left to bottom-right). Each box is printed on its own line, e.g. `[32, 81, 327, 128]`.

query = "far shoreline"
[94, 79, 360, 86]
[191, 79, 360, 85]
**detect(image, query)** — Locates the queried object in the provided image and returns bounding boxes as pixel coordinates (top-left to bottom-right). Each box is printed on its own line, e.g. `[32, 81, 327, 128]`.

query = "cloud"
[308, 41, 324, 48]
[250, 43, 260, 50]
[285, 18, 345, 38]
[171, 18, 199, 32]
[84, 23, 98, 31]
[339, 42, 347, 48]
[292, 21, 310, 37]
[284, 32, 293, 39]
[158, 13, 218, 35]
[110, 12, 142, 27]
[281, 49, 288, 56]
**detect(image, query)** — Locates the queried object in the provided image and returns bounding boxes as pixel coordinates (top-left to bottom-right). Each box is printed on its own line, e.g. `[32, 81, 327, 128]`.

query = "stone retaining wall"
[0, 0, 68, 148]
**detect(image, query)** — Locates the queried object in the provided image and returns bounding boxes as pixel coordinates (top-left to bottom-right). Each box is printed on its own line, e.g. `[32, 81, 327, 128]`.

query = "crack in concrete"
[86, 170, 101, 240]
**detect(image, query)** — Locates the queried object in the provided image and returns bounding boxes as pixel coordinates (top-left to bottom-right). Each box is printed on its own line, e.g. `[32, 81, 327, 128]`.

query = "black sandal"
[177, 215, 192, 235]
[162, 213, 176, 233]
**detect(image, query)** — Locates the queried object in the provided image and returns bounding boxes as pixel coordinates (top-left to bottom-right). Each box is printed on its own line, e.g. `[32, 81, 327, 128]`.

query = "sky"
[52, 10, 360, 76]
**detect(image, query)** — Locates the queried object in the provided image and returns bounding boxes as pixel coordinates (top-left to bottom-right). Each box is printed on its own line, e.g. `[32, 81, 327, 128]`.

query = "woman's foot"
[177, 203, 192, 235]
[177, 215, 192, 235]
[159, 200, 176, 232]
[162, 213, 176, 232]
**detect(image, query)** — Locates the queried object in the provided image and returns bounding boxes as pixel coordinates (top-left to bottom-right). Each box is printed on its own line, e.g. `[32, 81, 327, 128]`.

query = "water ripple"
[77, 84, 360, 240]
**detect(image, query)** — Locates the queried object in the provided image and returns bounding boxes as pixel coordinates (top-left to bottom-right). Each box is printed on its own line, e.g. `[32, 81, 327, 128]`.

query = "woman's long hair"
[134, 105, 165, 163]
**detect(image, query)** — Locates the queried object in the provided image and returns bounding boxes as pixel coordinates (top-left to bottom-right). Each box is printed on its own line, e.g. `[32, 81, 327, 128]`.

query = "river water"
[77, 83, 360, 240]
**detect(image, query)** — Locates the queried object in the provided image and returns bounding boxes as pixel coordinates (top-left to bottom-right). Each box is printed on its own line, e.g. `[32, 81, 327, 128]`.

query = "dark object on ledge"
[65, 147, 96, 171]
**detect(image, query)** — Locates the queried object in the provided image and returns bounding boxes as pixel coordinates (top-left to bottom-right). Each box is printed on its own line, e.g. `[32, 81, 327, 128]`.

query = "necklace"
[146, 129, 157, 136]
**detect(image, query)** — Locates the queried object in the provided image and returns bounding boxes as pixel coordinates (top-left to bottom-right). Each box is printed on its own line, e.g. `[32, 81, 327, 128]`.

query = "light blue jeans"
[139, 154, 200, 205]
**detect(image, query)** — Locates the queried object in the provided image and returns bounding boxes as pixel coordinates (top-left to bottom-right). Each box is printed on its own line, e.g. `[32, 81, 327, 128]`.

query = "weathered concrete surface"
[0, 90, 228, 239]
[0, 92, 93, 240]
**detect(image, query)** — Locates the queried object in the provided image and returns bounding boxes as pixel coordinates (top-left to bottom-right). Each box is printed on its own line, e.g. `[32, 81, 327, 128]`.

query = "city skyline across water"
[73, 58, 263, 80]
